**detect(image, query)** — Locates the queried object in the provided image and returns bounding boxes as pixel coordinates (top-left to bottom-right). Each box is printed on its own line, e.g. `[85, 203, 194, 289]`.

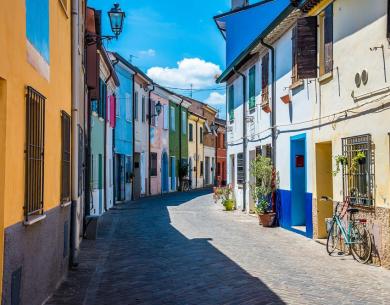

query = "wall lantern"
[155, 101, 162, 117]
[108, 3, 126, 38]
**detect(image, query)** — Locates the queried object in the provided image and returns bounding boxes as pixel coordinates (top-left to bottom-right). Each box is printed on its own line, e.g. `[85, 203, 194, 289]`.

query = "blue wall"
[114, 65, 133, 157]
[26, 0, 50, 63]
[218, 0, 290, 67]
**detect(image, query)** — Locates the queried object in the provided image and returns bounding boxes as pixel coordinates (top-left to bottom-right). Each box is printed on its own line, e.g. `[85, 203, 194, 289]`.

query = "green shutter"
[249, 66, 256, 110]
[228, 85, 234, 121]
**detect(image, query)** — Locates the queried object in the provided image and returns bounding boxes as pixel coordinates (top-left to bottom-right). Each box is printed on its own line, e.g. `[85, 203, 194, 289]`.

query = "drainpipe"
[260, 38, 276, 212]
[195, 116, 200, 189]
[214, 124, 220, 187]
[260, 39, 276, 166]
[233, 68, 247, 213]
[148, 83, 155, 196]
[70, 0, 80, 267]
[178, 99, 184, 190]
[131, 75, 135, 201]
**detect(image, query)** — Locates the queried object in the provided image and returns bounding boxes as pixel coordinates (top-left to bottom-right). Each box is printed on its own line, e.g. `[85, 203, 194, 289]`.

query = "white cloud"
[139, 49, 156, 57]
[204, 92, 226, 106]
[146, 58, 222, 89]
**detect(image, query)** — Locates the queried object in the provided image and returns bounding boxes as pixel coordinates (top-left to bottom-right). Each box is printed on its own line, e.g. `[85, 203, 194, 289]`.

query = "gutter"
[233, 68, 247, 213]
[195, 116, 199, 189]
[131, 75, 136, 201]
[70, 0, 80, 267]
[260, 38, 277, 212]
[148, 83, 155, 196]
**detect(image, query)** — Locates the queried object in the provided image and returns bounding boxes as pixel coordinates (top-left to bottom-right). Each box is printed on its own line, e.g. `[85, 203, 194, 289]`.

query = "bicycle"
[321, 196, 372, 264]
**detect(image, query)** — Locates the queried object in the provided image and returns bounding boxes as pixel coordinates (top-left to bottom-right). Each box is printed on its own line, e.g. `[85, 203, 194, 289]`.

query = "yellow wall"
[188, 115, 205, 187]
[0, 1, 71, 228]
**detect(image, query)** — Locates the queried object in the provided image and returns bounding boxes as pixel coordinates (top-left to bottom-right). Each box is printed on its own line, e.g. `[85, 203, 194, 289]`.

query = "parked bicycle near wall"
[321, 196, 372, 264]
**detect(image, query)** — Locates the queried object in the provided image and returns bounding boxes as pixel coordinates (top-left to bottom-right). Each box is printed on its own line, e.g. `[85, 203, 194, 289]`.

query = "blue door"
[170, 156, 176, 191]
[162, 152, 169, 193]
[291, 135, 306, 226]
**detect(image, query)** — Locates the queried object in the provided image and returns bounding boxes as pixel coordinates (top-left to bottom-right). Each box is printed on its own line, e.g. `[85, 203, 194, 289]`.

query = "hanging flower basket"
[261, 103, 271, 113]
[280, 94, 291, 104]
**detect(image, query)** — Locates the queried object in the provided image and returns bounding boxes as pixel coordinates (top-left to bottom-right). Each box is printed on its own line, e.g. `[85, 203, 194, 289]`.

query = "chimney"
[231, 0, 249, 10]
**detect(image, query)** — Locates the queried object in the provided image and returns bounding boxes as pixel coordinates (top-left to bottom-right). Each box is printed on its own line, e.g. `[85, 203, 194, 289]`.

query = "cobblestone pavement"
[47, 189, 390, 305]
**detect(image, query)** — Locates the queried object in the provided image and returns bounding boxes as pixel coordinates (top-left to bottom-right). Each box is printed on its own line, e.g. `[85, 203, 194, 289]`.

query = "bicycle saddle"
[347, 208, 359, 214]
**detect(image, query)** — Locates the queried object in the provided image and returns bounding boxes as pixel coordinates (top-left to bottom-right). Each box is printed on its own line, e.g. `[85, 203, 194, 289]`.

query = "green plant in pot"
[333, 155, 348, 176]
[221, 185, 235, 211]
[250, 156, 278, 227]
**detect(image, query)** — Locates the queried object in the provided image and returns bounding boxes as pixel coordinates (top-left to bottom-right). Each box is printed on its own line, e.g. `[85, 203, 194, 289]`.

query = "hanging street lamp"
[108, 3, 126, 38]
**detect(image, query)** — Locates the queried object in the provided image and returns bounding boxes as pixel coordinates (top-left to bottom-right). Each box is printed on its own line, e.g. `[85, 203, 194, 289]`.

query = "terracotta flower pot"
[280, 94, 291, 104]
[261, 103, 271, 113]
[258, 212, 276, 227]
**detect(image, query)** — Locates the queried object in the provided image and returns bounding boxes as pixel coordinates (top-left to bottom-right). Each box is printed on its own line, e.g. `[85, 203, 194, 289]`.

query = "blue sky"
[88, 0, 231, 118]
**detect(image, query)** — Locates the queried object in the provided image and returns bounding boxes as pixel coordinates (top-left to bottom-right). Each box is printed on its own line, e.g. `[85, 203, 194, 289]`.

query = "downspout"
[179, 99, 184, 190]
[233, 68, 247, 213]
[148, 83, 155, 196]
[70, 0, 80, 267]
[103, 70, 113, 212]
[260, 38, 277, 212]
[111, 60, 119, 205]
[131, 75, 136, 201]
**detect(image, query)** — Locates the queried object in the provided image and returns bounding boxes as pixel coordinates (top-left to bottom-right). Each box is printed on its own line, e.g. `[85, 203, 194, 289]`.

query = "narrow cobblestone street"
[47, 190, 390, 305]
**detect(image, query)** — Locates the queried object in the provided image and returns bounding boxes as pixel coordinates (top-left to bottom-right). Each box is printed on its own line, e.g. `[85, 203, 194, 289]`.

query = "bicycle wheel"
[327, 220, 342, 255]
[350, 222, 372, 264]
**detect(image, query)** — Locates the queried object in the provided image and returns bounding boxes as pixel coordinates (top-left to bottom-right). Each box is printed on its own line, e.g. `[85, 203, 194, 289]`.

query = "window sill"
[319, 71, 333, 84]
[290, 79, 304, 90]
[61, 201, 71, 208]
[24, 214, 47, 226]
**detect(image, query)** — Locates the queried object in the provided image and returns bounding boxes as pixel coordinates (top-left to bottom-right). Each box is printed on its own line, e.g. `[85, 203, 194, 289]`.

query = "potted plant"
[261, 102, 271, 113]
[333, 155, 348, 176]
[221, 186, 235, 211]
[250, 155, 278, 227]
[280, 93, 291, 104]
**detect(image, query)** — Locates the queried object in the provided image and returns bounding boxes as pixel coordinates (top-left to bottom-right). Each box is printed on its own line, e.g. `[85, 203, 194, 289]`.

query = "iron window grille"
[25, 86, 45, 219]
[342, 134, 375, 206]
[237, 152, 244, 185]
[61, 111, 71, 203]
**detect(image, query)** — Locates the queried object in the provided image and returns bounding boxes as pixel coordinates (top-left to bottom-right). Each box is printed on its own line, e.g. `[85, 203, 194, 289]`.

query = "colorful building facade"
[188, 112, 206, 189]
[0, 0, 72, 303]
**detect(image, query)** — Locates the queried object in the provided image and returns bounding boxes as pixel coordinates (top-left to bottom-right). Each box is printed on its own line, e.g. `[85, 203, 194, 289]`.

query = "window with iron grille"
[61, 111, 71, 203]
[25, 86, 45, 219]
[150, 152, 158, 177]
[237, 152, 244, 185]
[342, 134, 375, 206]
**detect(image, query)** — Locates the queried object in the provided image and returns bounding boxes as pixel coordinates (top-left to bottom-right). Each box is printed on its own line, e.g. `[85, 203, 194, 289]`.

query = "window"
[125, 92, 131, 121]
[151, 100, 156, 127]
[200, 127, 203, 144]
[61, 111, 71, 203]
[237, 153, 244, 185]
[98, 79, 107, 118]
[200, 161, 204, 176]
[78, 125, 84, 196]
[342, 134, 374, 206]
[25, 86, 45, 219]
[150, 153, 158, 177]
[261, 53, 269, 105]
[228, 85, 234, 121]
[319, 4, 333, 76]
[296, 16, 318, 79]
[134, 91, 138, 120]
[189, 123, 193, 142]
[170, 105, 176, 131]
[142, 96, 146, 122]
[163, 105, 169, 129]
[182, 111, 187, 134]
[217, 162, 221, 176]
[249, 65, 256, 110]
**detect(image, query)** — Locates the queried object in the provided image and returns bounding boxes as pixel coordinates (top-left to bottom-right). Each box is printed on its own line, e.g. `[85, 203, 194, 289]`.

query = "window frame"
[150, 152, 158, 177]
[181, 110, 187, 135]
[25, 86, 46, 220]
[319, 4, 333, 77]
[170, 105, 176, 131]
[134, 91, 139, 121]
[248, 65, 256, 111]
[228, 85, 234, 121]
[189, 123, 193, 142]
[60, 110, 71, 203]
